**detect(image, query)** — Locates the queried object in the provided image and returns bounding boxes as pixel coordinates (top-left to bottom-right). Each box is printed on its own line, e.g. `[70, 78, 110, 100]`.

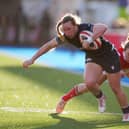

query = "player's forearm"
[31, 44, 52, 63]
[93, 24, 107, 40]
[31, 38, 58, 63]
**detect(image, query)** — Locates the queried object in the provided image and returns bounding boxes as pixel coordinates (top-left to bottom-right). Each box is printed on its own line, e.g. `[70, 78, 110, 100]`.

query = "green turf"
[0, 53, 129, 129]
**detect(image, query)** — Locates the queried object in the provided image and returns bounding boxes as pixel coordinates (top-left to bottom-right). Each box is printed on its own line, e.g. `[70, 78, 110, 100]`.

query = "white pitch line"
[0, 107, 55, 113]
[0, 107, 122, 116]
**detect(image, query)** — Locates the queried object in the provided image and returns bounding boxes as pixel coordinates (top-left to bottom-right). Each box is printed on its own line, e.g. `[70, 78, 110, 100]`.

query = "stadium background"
[0, 1, 129, 128]
[0, 0, 129, 47]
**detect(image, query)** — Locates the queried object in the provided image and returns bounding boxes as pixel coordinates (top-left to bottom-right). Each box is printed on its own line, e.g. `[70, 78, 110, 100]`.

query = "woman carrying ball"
[22, 13, 129, 121]
[56, 34, 129, 119]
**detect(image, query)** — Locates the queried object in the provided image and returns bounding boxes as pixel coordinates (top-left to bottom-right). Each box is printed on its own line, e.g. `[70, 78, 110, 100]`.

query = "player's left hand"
[22, 59, 34, 69]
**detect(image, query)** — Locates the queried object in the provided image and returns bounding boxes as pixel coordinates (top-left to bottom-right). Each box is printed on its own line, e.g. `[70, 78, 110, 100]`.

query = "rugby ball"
[80, 30, 102, 49]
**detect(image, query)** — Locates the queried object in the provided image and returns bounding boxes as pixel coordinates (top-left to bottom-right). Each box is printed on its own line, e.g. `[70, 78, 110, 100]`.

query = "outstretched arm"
[22, 38, 58, 68]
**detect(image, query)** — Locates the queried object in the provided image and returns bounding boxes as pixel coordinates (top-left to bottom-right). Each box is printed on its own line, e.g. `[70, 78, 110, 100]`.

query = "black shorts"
[85, 49, 120, 73]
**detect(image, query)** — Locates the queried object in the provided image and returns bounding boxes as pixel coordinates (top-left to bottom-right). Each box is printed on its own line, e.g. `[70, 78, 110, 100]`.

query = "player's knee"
[86, 80, 96, 90]
[75, 83, 87, 94]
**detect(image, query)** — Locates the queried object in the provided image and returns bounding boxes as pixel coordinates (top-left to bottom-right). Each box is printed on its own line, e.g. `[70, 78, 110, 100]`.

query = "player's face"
[62, 21, 78, 39]
[124, 48, 129, 62]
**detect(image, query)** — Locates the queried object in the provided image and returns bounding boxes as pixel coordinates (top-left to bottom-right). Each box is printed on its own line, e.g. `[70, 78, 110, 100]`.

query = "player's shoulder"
[79, 23, 94, 39]
[79, 23, 93, 27]
[79, 23, 94, 33]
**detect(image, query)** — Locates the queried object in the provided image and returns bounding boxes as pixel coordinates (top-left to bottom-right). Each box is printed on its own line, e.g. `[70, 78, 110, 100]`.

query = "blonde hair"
[56, 13, 81, 41]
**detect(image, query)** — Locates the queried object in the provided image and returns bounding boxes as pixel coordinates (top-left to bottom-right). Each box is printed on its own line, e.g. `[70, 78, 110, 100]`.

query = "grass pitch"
[0, 54, 129, 129]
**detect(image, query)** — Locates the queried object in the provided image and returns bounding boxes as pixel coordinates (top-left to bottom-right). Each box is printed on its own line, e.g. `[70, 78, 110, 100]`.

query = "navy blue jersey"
[63, 23, 94, 48]
[56, 23, 114, 57]
[56, 23, 93, 48]
[56, 23, 120, 73]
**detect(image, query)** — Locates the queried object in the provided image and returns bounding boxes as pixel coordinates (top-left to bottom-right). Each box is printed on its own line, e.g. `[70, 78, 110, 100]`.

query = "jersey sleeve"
[85, 23, 94, 32]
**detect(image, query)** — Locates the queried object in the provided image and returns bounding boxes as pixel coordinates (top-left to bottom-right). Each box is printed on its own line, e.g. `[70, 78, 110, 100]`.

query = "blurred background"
[0, 0, 129, 48]
[1, 1, 129, 127]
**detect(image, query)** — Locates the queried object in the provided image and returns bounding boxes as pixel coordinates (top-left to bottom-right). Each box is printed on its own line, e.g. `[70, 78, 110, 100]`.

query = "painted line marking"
[0, 107, 122, 116]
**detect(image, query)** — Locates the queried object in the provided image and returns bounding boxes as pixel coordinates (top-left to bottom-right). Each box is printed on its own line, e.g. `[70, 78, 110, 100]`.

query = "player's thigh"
[97, 72, 107, 85]
[107, 72, 121, 90]
[84, 62, 103, 83]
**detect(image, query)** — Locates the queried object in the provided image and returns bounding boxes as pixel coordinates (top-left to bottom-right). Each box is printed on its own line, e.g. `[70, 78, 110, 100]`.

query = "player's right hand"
[22, 59, 34, 68]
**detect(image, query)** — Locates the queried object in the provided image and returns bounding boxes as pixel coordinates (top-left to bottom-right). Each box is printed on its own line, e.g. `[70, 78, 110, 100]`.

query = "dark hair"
[124, 42, 129, 51]
[56, 13, 81, 40]
[122, 34, 129, 51]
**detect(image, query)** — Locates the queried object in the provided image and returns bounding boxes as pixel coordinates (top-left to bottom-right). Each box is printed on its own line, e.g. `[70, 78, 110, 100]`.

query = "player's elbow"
[94, 23, 108, 35]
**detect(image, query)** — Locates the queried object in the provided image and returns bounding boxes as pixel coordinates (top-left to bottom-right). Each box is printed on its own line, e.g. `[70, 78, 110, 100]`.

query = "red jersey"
[118, 47, 129, 70]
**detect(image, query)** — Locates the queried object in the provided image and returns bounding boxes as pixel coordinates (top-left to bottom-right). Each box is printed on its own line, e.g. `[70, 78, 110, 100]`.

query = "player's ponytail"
[56, 21, 65, 41]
